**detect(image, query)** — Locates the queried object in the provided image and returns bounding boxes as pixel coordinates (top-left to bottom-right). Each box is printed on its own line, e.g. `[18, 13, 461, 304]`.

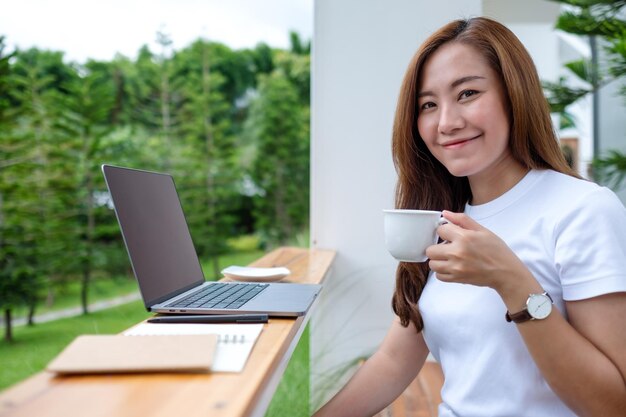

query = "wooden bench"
[374, 361, 444, 417]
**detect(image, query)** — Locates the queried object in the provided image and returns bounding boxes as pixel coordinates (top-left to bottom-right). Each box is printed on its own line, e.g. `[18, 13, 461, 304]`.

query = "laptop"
[102, 164, 321, 317]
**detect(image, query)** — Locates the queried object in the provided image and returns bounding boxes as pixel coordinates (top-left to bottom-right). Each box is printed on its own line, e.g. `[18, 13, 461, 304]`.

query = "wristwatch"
[505, 292, 553, 323]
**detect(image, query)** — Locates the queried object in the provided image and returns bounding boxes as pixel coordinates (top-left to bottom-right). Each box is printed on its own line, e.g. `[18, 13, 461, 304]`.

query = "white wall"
[310, 0, 481, 407]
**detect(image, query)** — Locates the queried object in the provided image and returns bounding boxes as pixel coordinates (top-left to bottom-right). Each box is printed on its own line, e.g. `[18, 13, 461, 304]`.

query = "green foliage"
[545, 0, 626, 103]
[289, 31, 311, 55]
[251, 43, 276, 76]
[0, 42, 67, 340]
[168, 40, 244, 276]
[0, 36, 13, 122]
[545, 0, 626, 187]
[565, 58, 596, 83]
[543, 76, 591, 113]
[227, 234, 262, 252]
[58, 69, 121, 314]
[556, 9, 626, 37]
[592, 150, 626, 188]
[246, 68, 310, 247]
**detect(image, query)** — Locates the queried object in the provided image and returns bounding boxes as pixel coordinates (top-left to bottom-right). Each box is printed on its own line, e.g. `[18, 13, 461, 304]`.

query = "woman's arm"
[312, 318, 430, 417]
[428, 211, 626, 417]
[511, 291, 626, 417]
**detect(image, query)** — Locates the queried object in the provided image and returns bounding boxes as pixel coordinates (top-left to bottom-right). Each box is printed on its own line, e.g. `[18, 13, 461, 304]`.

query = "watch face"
[527, 294, 552, 319]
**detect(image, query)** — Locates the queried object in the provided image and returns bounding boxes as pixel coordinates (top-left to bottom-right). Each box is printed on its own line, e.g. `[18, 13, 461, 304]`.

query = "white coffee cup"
[383, 209, 447, 262]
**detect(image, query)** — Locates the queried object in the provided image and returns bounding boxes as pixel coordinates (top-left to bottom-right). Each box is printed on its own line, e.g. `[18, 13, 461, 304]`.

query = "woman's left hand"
[425, 210, 534, 294]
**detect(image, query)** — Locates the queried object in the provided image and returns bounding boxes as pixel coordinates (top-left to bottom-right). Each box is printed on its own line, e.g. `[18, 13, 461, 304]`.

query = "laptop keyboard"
[167, 282, 269, 310]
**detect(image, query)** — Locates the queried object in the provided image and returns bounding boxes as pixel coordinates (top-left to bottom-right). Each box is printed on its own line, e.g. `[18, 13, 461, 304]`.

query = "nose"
[438, 103, 465, 135]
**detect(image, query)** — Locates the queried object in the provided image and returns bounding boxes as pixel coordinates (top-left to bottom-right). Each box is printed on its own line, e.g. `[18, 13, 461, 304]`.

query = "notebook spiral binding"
[219, 334, 246, 344]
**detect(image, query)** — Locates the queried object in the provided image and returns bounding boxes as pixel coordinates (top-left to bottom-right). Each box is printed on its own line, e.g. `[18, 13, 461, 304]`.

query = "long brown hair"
[391, 17, 577, 332]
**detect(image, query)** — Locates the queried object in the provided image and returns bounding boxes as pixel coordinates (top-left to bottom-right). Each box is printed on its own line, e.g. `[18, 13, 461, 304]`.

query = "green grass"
[0, 300, 151, 391]
[266, 325, 310, 417]
[11, 277, 140, 319]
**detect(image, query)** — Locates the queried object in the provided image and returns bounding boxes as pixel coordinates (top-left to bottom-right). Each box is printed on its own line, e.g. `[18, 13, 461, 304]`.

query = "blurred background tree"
[244, 33, 310, 247]
[544, 0, 626, 187]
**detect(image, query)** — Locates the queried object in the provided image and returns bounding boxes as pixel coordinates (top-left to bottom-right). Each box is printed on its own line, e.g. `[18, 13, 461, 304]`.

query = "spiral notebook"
[123, 322, 264, 372]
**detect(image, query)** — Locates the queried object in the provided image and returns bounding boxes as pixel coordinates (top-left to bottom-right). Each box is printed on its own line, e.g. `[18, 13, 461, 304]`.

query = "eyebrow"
[417, 75, 486, 98]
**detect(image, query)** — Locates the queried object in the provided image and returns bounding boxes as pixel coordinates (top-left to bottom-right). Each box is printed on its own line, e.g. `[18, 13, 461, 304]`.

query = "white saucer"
[221, 266, 291, 282]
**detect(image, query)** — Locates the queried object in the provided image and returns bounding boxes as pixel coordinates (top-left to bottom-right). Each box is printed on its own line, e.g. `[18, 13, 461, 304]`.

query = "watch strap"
[505, 309, 532, 323]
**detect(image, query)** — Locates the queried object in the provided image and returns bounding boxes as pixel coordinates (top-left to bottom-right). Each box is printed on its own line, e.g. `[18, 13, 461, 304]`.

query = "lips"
[441, 135, 480, 149]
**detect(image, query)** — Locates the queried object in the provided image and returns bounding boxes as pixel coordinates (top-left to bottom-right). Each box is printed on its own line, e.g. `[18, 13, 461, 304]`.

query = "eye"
[420, 101, 436, 111]
[459, 89, 479, 100]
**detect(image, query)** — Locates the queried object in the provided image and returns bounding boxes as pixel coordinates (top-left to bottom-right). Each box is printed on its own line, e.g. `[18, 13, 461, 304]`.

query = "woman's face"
[416, 42, 516, 182]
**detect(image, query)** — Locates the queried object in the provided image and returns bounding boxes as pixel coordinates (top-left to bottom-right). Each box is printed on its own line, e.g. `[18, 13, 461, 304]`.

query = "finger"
[442, 210, 483, 231]
[433, 271, 454, 282]
[427, 259, 446, 272]
[436, 222, 461, 242]
[425, 241, 449, 260]
[428, 262, 454, 281]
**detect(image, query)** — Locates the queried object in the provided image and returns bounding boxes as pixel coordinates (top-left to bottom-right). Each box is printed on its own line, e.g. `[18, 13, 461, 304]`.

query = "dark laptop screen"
[103, 165, 205, 308]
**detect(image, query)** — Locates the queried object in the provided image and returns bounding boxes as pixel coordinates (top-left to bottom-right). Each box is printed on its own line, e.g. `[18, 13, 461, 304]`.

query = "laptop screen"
[103, 165, 205, 308]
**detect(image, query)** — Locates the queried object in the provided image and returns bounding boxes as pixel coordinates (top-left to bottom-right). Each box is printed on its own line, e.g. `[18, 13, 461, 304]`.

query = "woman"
[313, 17, 626, 417]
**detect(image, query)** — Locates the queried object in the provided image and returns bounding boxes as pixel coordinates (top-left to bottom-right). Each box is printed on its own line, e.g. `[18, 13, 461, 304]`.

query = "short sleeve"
[554, 186, 626, 300]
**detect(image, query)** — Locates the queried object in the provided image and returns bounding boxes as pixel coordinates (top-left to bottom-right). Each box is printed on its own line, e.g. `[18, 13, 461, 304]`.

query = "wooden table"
[0, 247, 335, 417]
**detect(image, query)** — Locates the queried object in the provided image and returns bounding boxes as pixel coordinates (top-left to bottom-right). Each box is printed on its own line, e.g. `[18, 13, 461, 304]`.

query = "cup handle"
[437, 217, 449, 244]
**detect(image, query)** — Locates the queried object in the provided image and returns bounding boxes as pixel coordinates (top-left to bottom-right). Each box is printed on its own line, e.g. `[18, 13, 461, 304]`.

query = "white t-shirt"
[420, 169, 626, 417]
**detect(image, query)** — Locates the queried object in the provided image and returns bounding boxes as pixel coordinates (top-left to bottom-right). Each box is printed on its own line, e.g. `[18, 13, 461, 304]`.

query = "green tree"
[203, 42, 259, 111]
[0, 44, 61, 340]
[289, 31, 311, 56]
[126, 40, 180, 170]
[58, 69, 115, 314]
[0, 36, 21, 341]
[245, 67, 310, 246]
[172, 40, 241, 277]
[84, 56, 137, 127]
[544, 0, 626, 186]
[0, 36, 11, 121]
[250, 43, 276, 77]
